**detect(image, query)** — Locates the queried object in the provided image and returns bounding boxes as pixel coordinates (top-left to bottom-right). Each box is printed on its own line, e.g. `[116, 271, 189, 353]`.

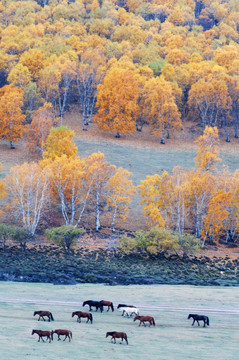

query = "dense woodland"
[0, 0, 239, 252]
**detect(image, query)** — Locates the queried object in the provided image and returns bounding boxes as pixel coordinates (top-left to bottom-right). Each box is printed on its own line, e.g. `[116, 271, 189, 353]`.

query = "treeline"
[0, 0, 238, 147]
[0, 126, 239, 248]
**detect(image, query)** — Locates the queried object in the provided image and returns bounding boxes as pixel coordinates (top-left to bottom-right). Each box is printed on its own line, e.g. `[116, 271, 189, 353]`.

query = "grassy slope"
[0, 282, 238, 360]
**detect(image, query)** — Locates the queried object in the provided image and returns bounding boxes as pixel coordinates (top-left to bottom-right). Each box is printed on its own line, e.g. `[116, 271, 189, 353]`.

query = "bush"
[45, 225, 84, 253]
[119, 227, 200, 257]
[10, 226, 33, 251]
[119, 227, 179, 257]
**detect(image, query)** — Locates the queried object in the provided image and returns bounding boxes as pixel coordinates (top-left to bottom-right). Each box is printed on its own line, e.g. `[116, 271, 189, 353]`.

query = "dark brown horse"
[188, 314, 210, 327]
[106, 331, 128, 344]
[134, 315, 156, 327]
[100, 300, 114, 312]
[33, 311, 54, 322]
[117, 304, 136, 309]
[82, 300, 103, 312]
[51, 329, 72, 342]
[72, 311, 93, 323]
[32, 329, 52, 342]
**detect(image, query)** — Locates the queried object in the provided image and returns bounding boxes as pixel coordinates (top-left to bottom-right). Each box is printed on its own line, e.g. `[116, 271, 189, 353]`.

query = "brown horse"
[33, 311, 54, 322]
[134, 315, 156, 327]
[32, 329, 52, 342]
[51, 329, 72, 342]
[106, 331, 128, 345]
[72, 311, 93, 324]
[100, 300, 114, 312]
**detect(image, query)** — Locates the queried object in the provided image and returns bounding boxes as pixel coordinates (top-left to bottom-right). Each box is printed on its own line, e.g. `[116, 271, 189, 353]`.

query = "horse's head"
[133, 316, 139, 321]
[33, 311, 37, 316]
[187, 314, 193, 319]
[106, 332, 110, 338]
[82, 301, 86, 307]
[72, 312, 75, 317]
[31, 330, 35, 335]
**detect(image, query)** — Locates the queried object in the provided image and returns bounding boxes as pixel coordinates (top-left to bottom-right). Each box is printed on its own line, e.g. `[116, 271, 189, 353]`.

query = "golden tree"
[42, 126, 77, 162]
[25, 103, 59, 154]
[107, 167, 136, 232]
[194, 126, 221, 172]
[95, 65, 139, 137]
[0, 86, 25, 148]
[141, 76, 182, 143]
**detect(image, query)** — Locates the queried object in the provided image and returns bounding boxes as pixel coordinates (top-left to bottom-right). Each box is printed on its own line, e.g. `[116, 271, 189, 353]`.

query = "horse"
[106, 331, 128, 345]
[119, 307, 139, 317]
[134, 315, 156, 327]
[82, 300, 103, 312]
[188, 314, 210, 327]
[51, 329, 72, 342]
[72, 311, 93, 324]
[117, 304, 136, 309]
[32, 329, 52, 343]
[100, 300, 114, 312]
[33, 311, 54, 322]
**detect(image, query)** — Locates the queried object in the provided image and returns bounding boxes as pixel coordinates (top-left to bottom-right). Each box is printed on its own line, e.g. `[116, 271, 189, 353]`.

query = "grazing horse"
[119, 307, 139, 317]
[51, 329, 72, 342]
[106, 331, 128, 345]
[82, 300, 103, 312]
[188, 314, 210, 327]
[100, 300, 114, 312]
[117, 304, 136, 309]
[134, 315, 156, 327]
[72, 311, 93, 324]
[33, 311, 54, 322]
[32, 329, 52, 343]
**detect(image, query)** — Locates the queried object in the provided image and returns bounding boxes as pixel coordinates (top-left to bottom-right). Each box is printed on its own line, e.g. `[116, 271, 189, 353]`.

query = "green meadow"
[0, 282, 238, 360]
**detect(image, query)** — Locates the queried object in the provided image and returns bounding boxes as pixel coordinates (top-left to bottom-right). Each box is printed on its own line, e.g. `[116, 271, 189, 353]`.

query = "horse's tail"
[207, 317, 209, 326]
[111, 303, 114, 312]
[50, 313, 54, 321]
[152, 318, 156, 326]
[90, 313, 93, 324]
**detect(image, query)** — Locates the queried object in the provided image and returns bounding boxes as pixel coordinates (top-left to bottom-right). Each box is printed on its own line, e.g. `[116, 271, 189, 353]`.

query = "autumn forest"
[0, 0, 239, 252]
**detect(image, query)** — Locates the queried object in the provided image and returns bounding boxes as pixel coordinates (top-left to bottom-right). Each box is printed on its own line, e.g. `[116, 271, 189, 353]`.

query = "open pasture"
[0, 282, 238, 360]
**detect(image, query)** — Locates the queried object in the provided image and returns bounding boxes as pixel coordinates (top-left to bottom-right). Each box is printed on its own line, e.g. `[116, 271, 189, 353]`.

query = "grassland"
[0, 282, 238, 360]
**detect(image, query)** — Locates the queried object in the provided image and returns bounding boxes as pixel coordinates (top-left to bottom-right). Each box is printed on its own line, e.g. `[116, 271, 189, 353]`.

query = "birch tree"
[5, 162, 49, 235]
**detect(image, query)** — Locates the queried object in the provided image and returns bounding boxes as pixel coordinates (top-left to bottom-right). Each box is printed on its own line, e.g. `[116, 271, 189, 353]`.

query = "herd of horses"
[32, 300, 210, 345]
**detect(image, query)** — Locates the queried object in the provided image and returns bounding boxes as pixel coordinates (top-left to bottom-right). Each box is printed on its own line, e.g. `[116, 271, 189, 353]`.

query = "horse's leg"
[107, 307, 109, 312]
[43, 316, 45, 321]
[63, 335, 67, 341]
[197, 320, 200, 326]
[58, 335, 61, 341]
[48, 316, 50, 322]
[38, 316, 40, 321]
[38, 336, 40, 342]
[78, 317, 81, 323]
[192, 319, 195, 326]
[203, 320, 206, 327]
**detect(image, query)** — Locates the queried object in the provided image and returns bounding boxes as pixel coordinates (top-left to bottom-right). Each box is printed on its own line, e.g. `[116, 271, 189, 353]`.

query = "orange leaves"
[141, 76, 182, 141]
[0, 85, 25, 147]
[95, 64, 139, 136]
[42, 126, 77, 162]
[25, 102, 59, 154]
